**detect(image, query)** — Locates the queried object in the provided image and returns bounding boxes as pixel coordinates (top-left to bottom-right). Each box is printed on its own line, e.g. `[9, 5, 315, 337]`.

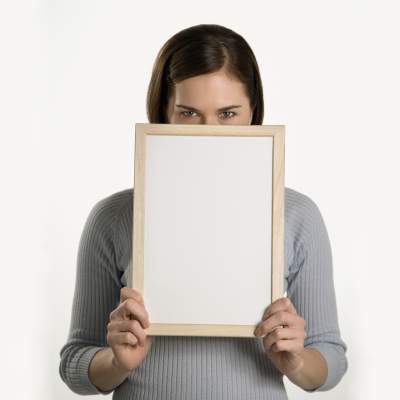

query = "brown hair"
[146, 24, 264, 124]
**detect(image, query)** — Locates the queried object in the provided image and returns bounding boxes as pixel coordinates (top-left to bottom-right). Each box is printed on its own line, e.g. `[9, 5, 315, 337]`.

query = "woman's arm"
[88, 347, 131, 392]
[286, 192, 348, 392]
[59, 194, 126, 395]
[285, 347, 328, 390]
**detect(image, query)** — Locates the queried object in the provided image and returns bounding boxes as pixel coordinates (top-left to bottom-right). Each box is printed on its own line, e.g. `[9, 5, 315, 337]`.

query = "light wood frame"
[132, 123, 285, 337]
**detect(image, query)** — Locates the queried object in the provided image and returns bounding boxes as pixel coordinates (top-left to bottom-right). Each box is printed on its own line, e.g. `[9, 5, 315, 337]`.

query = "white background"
[1, 1, 399, 399]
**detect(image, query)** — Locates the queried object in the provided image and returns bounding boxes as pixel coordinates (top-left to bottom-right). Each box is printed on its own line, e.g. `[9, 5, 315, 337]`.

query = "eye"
[219, 111, 236, 119]
[180, 111, 198, 118]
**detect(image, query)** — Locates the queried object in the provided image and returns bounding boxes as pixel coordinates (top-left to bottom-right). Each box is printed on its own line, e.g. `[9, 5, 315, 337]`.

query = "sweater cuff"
[78, 346, 115, 395]
[303, 342, 348, 392]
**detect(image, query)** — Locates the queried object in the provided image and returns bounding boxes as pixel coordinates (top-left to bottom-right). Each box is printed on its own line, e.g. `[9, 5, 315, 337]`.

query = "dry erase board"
[131, 123, 285, 337]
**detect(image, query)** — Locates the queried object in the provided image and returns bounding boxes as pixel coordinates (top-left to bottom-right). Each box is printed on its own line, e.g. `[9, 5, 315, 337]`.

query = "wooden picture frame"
[131, 123, 285, 337]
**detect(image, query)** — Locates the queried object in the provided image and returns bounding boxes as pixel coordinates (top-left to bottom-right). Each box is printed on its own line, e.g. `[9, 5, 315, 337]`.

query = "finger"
[110, 319, 147, 346]
[120, 287, 144, 305]
[108, 319, 148, 341]
[255, 311, 300, 336]
[263, 327, 305, 349]
[110, 298, 150, 328]
[270, 338, 305, 353]
[262, 297, 297, 320]
[108, 331, 140, 347]
[124, 299, 150, 328]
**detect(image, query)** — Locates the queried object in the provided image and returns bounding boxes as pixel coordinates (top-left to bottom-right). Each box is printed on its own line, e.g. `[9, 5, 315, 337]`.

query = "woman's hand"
[106, 287, 153, 373]
[254, 297, 307, 376]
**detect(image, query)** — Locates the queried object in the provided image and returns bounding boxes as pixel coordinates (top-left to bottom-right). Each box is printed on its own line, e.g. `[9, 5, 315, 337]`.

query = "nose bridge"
[203, 113, 219, 125]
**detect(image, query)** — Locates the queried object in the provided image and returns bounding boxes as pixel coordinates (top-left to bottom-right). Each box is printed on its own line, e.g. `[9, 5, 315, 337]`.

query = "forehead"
[172, 70, 248, 108]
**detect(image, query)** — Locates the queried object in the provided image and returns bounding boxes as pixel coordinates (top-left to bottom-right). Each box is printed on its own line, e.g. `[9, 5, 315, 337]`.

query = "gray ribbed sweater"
[59, 187, 348, 399]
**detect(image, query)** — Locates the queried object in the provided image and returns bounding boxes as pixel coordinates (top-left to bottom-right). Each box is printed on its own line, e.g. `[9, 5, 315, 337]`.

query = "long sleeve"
[59, 195, 124, 395]
[286, 193, 348, 392]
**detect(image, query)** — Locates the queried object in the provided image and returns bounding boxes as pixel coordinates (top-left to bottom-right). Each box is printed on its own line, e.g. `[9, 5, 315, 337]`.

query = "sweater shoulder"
[86, 187, 133, 254]
[283, 186, 330, 292]
[93, 188, 133, 273]
[285, 186, 325, 237]
[284, 185, 331, 286]
[91, 188, 133, 224]
[96, 187, 133, 209]
[284, 186, 329, 266]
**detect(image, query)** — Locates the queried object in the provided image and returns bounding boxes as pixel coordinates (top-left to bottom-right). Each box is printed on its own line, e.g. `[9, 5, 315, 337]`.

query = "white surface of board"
[143, 134, 273, 326]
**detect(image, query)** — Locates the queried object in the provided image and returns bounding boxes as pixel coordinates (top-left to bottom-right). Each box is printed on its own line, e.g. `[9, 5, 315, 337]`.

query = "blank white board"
[132, 123, 285, 337]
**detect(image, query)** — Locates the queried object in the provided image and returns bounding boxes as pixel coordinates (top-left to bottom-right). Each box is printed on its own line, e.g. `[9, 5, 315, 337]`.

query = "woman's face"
[165, 69, 253, 125]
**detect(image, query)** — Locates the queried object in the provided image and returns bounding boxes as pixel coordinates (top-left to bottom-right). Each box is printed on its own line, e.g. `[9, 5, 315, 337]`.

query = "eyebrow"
[175, 104, 242, 112]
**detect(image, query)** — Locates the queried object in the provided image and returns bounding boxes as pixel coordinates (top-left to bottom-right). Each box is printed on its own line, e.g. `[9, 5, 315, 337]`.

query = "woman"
[59, 24, 348, 399]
